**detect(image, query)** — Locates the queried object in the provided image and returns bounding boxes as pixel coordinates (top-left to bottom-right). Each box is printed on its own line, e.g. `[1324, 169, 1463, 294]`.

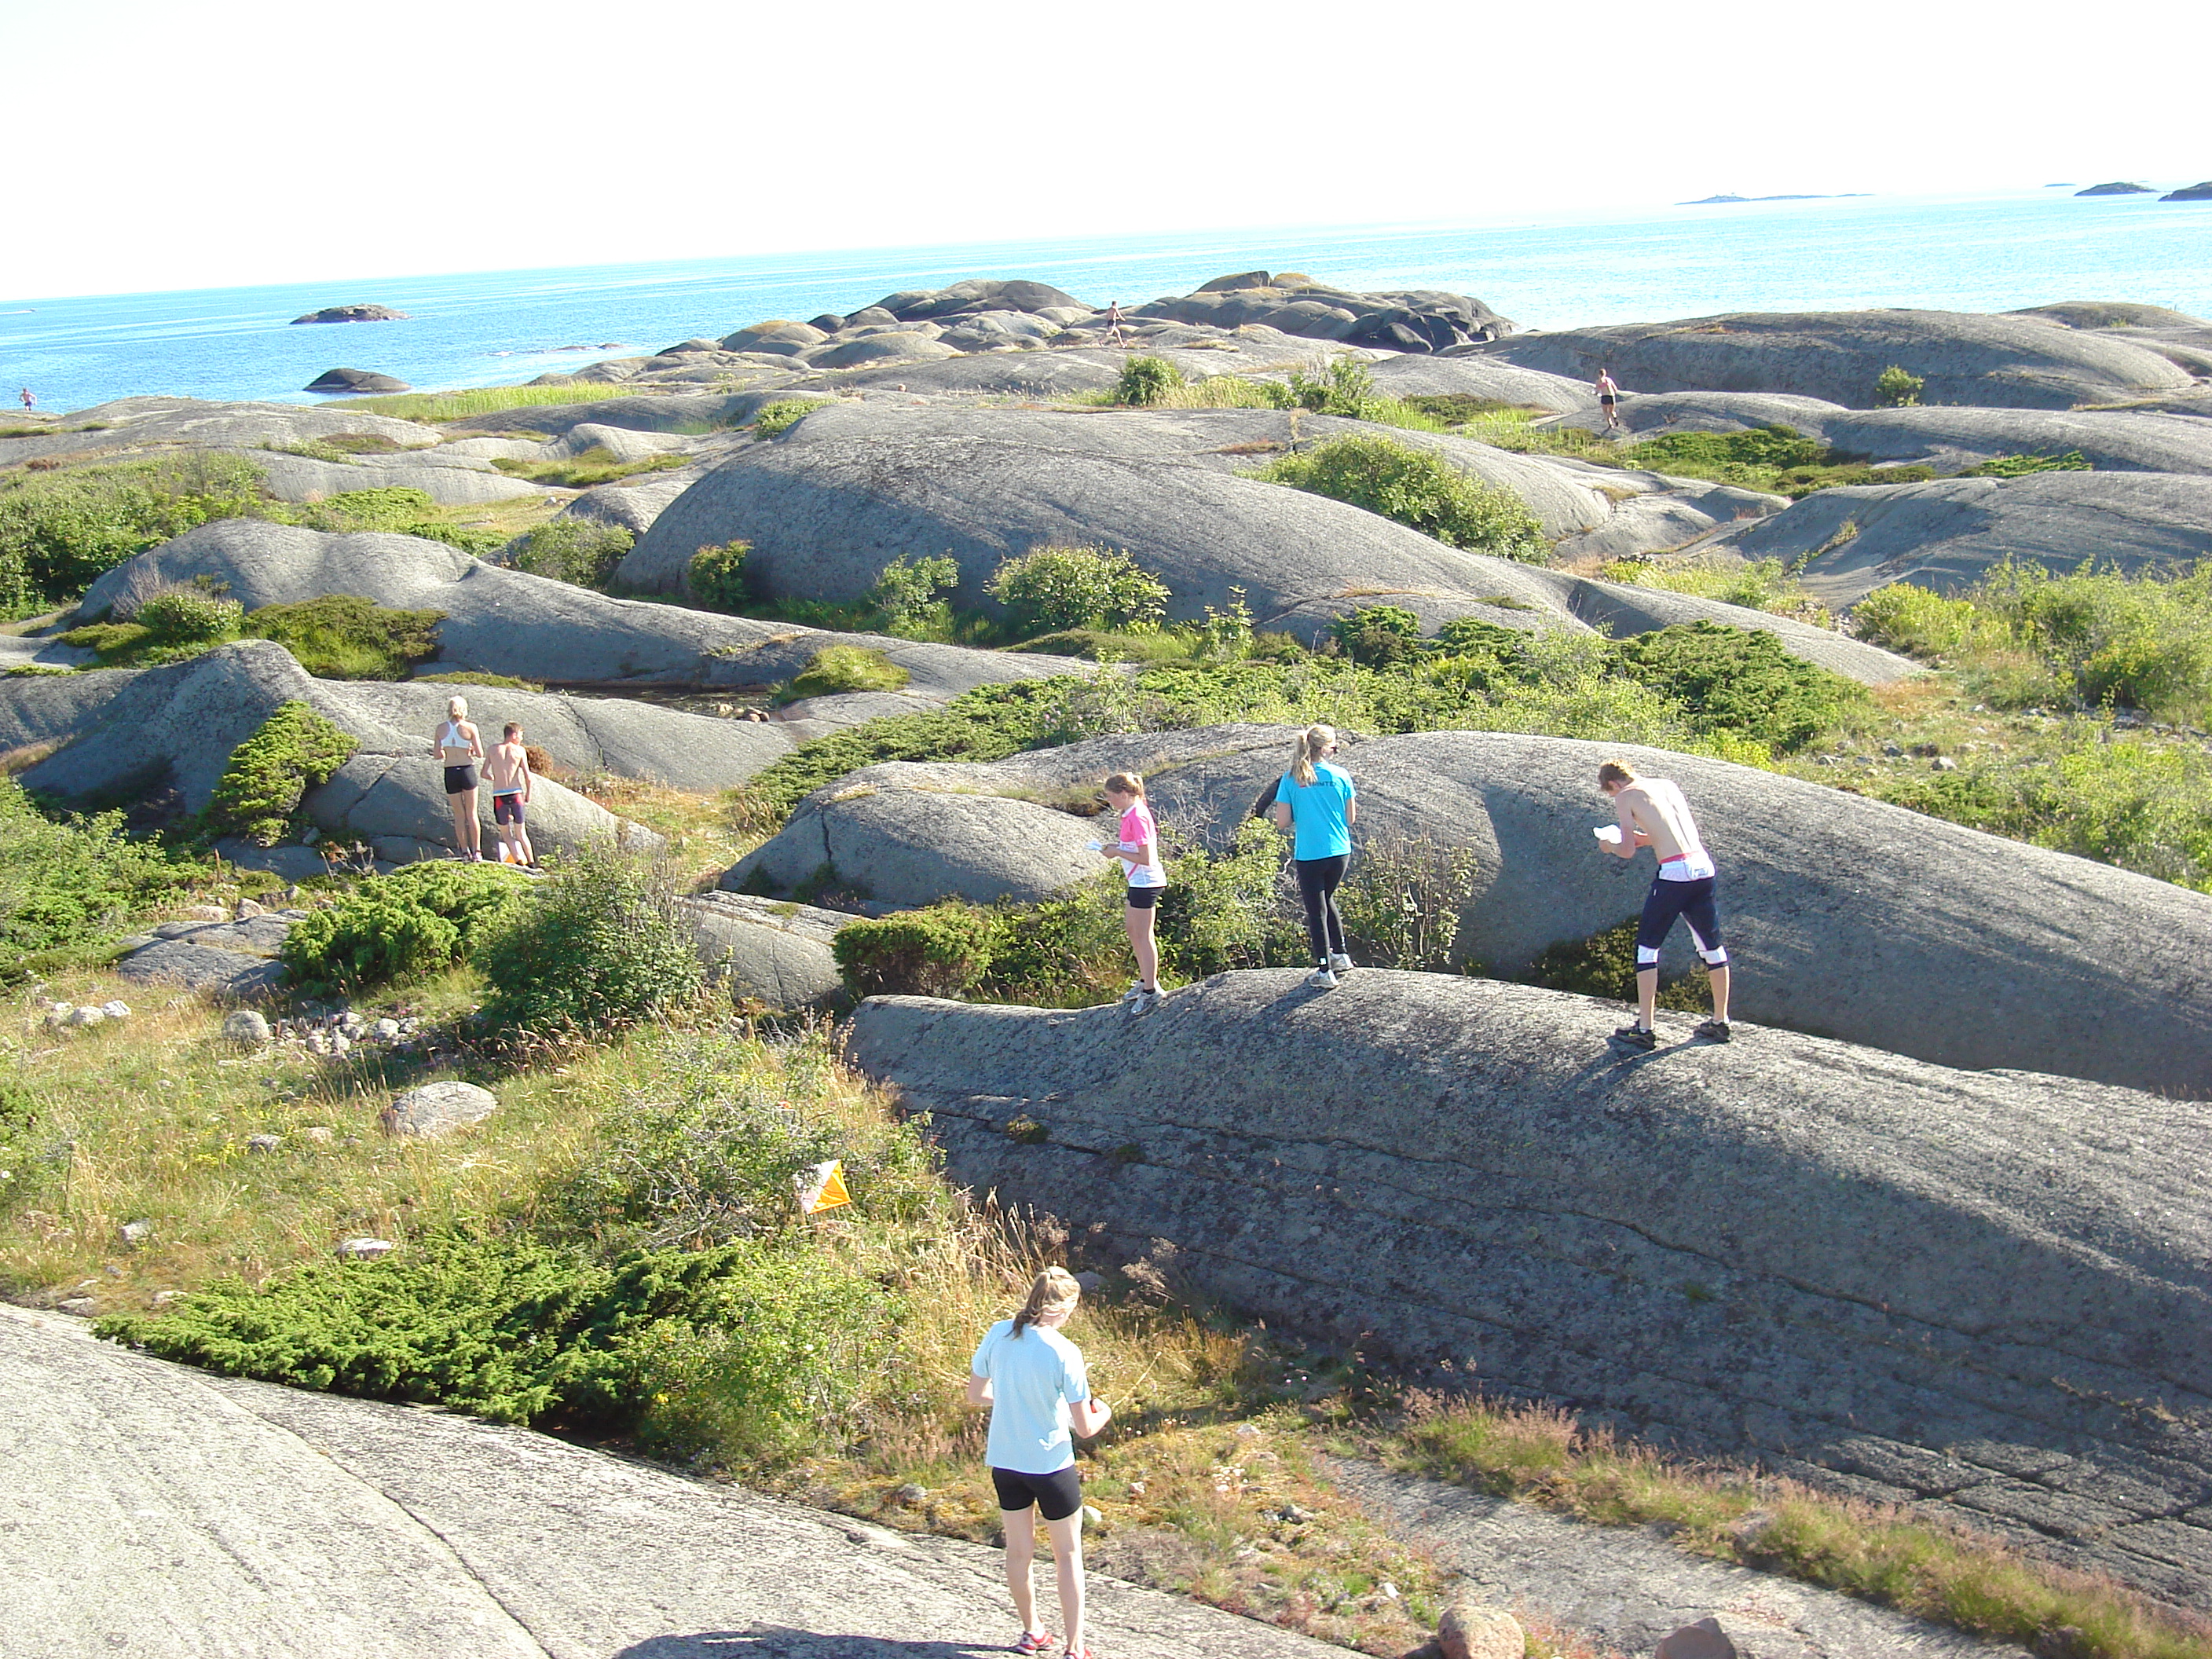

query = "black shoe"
[1611, 1023, 1657, 1052]
[1694, 1020, 1733, 1043]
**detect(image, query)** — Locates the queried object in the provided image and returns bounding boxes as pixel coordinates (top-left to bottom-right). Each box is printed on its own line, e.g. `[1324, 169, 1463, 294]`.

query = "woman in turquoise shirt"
[1271, 724, 1357, 988]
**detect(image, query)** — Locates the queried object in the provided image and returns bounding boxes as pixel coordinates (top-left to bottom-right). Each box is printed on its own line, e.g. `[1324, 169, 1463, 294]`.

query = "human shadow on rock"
[618, 1629, 1003, 1659]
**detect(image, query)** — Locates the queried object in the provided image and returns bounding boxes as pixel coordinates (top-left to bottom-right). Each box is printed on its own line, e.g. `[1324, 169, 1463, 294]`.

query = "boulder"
[381, 1081, 496, 1140]
[804, 332, 960, 370]
[1137, 277, 1513, 351]
[1362, 353, 1599, 414]
[797, 727, 2212, 1097]
[1437, 1601, 1523, 1659]
[291, 305, 408, 324]
[114, 942, 284, 999]
[1709, 471, 2212, 606]
[847, 971, 2212, 1600]
[68, 520, 1090, 696]
[1654, 1619, 1738, 1659]
[306, 369, 410, 395]
[441, 391, 771, 438]
[558, 471, 701, 534]
[221, 1009, 272, 1046]
[719, 320, 829, 354]
[870, 279, 1090, 321]
[679, 892, 849, 1011]
[548, 423, 694, 463]
[725, 784, 1104, 908]
[1467, 309, 2194, 409]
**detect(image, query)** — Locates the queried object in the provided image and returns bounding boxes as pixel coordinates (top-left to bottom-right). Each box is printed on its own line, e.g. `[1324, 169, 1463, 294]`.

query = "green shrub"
[1519, 918, 1711, 1009]
[1286, 357, 1380, 418]
[0, 452, 269, 610]
[57, 586, 247, 668]
[1330, 604, 1426, 667]
[287, 487, 506, 556]
[775, 646, 909, 705]
[1155, 820, 1298, 978]
[1334, 833, 1485, 970]
[204, 702, 360, 845]
[980, 873, 1131, 1005]
[1960, 450, 2093, 478]
[244, 594, 445, 679]
[0, 778, 192, 971]
[687, 540, 755, 611]
[490, 448, 688, 489]
[478, 844, 701, 1035]
[95, 1232, 894, 1464]
[750, 400, 827, 438]
[1113, 356, 1185, 406]
[831, 904, 994, 998]
[0, 1068, 53, 1214]
[1628, 425, 1827, 475]
[1264, 436, 1547, 560]
[1873, 365, 1925, 408]
[280, 862, 529, 996]
[868, 554, 958, 631]
[985, 544, 1170, 634]
[507, 520, 635, 590]
[1613, 622, 1863, 751]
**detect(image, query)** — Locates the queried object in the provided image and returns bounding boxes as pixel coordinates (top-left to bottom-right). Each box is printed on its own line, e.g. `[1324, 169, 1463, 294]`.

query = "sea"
[5, 188, 2208, 416]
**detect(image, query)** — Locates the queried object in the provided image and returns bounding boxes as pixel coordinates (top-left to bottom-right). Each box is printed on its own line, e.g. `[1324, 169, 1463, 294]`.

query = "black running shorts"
[992, 1463, 1083, 1521]
[443, 764, 478, 794]
[1124, 884, 1161, 910]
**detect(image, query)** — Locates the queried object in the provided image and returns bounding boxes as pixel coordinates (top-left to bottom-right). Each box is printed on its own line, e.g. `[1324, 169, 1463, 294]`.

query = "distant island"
[1677, 192, 1872, 206]
[291, 303, 410, 324]
[2162, 181, 2212, 201]
[2075, 181, 2154, 196]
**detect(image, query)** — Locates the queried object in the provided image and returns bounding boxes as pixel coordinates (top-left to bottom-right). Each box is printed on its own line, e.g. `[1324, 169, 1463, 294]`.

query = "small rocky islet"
[7, 266, 2212, 1635]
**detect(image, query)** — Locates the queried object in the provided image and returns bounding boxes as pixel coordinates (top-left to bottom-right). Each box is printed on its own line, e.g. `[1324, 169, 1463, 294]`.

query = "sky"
[5, 0, 2210, 300]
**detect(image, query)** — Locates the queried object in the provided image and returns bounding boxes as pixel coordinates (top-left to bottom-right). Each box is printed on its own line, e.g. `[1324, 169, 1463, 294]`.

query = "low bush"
[775, 646, 909, 705]
[1263, 436, 1547, 559]
[831, 905, 995, 998]
[491, 448, 688, 489]
[986, 544, 1171, 634]
[686, 540, 754, 612]
[1961, 450, 2093, 478]
[0, 777, 192, 972]
[204, 701, 360, 845]
[506, 520, 635, 590]
[1330, 604, 1426, 668]
[1873, 365, 1925, 407]
[0, 452, 269, 610]
[477, 844, 702, 1035]
[280, 862, 529, 996]
[1518, 918, 1711, 1009]
[244, 594, 445, 679]
[1613, 621, 1864, 752]
[1334, 833, 1484, 970]
[867, 554, 959, 632]
[750, 400, 827, 439]
[58, 586, 246, 667]
[1112, 355, 1185, 406]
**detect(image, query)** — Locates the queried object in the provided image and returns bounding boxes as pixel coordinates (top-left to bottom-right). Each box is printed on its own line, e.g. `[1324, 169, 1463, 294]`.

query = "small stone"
[118, 1218, 154, 1248]
[339, 1011, 364, 1031]
[890, 1482, 928, 1505]
[222, 1009, 272, 1047]
[246, 1133, 283, 1155]
[1654, 1618, 1738, 1659]
[1080, 1504, 1104, 1529]
[1233, 1423, 1261, 1436]
[41, 1004, 72, 1029]
[1380, 1581, 1399, 1600]
[1438, 1599, 1523, 1659]
[233, 898, 266, 920]
[63, 1005, 105, 1029]
[329, 1031, 350, 1056]
[300, 1126, 335, 1144]
[1073, 1269, 1104, 1292]
[57, 1297, 97, 1316]
[337, 1237, 395, 1260]
[1932, 755, 1958, 771]
[100, 1001, 131, 1021]
[382, 1080, 498, 1140]
[152, 1290, 183, 1306]
[1881, 742, 1904, 757]
[184, 904, 226, 923]
[372, 1018, 401, 1042]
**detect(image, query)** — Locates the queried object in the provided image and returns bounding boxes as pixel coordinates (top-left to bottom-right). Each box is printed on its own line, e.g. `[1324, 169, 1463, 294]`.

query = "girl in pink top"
[1097, 771, 1166, 1006]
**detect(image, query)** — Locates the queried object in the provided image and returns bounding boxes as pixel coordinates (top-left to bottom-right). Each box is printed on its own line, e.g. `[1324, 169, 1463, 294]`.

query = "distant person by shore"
[1595, 758, 1732, 1047]
[16, 388, 32, 412]
[1272, 724, 1357, 988]
[485, 721, 534, 867]
[434, 696, 485, 861]
[1101, 301, 1125, 346]
[968, 1268, 1111, 1659]
[1595, 368, 1621, 432]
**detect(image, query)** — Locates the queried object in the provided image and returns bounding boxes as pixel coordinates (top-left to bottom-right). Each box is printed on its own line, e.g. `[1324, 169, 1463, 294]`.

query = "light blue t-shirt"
[1279, 762, 1356, 861]
[971, 1318, 1091, 1474]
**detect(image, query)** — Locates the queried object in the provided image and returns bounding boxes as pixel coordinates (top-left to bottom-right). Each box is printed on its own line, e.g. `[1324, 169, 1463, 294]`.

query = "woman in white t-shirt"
[968, 1268, 1112, 1659]
[1097, 771, 1167, 1008]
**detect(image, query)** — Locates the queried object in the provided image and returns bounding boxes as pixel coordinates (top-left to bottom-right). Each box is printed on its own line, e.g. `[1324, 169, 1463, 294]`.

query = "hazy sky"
[7, 0, 2208, 299]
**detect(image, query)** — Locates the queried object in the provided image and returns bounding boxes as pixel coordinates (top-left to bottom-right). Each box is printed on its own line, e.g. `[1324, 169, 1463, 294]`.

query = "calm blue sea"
[5, 189, 2208, 416]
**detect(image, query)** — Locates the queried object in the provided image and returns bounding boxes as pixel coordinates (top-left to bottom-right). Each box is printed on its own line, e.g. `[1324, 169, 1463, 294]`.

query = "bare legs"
[1634, 961, 1732, 1031]
[1003, 1509, 1086, 1653]
[446, 789, 481, 859]
[1123, 903, 1158, 992]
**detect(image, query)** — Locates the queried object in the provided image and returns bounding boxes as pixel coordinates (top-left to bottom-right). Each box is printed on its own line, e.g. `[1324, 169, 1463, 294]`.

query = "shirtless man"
[1595, 758, 1732, 1049]
[1595, 368, 1621, 433]
[1102, 299, 1126, 346]
[432, 695, 484, 861]
[485, 722, 535, 868]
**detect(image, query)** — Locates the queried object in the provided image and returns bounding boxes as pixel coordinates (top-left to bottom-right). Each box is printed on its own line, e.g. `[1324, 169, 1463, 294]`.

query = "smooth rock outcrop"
[786, 727, 2212, 1097]
[382, 1081, 497, 1140]
[292, 304, 408, 324]
[1363, 352, 1599, 413]
[114, 941, 284, 998]
[1708, 471, 2212, 606]
[679, 892, 850, 1010]
[0, 397, 439, 471]
[848, 972, 2212, 1603]
[1134, 273, 1514, 352]
[1468, 309, 2194, 409]
[306, 368, 408, 395]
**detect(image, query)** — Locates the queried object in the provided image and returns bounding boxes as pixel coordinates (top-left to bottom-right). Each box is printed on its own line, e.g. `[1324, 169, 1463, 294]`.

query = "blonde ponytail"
[1011, 1266, 1082, 1338]
[1289, 724, 1335, 788]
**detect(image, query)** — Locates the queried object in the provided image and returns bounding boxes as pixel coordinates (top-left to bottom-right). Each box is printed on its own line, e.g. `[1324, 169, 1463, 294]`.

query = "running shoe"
[1119, 982, 1157, 1003]
[1610, 1023, 1657, 1052]
[1014, 1634, 1057, 1654]
[1328, 953, 1354, 976]
[1306, 966, 1339, 989]
[1693, 1019, 1734, 1043]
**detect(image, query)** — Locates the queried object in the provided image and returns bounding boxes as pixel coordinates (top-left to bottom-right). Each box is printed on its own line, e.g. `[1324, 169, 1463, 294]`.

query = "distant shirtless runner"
[485, 722, 535, 868]
[1595, 368, 1621, 433]
[1595, 758, 1732, 1049]
[1102, 300, 1126, 346]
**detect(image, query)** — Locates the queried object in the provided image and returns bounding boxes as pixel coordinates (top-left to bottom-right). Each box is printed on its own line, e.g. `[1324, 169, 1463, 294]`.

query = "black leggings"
[1295, 855, 1348, 963]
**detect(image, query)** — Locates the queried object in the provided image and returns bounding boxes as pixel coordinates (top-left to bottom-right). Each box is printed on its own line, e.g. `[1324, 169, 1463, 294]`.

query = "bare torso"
[435, 720, 481, 764]
[1614, 778, 1705, 865]
[485, 741, 529, 796]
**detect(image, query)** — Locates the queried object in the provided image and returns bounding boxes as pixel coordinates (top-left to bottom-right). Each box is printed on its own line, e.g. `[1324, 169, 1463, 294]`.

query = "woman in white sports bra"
[432, 695, 485, 861]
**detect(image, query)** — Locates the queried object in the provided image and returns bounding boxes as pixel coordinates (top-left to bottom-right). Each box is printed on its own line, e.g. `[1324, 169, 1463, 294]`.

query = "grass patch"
[1451, 416, 1939, 499]
[1597, 555, 1829, 623]
[244, 595, 445, 680]
[346, 383, 634, 423]
[750, 400, 829, 439]
[490, 449, 690, 489]
[1262, 437, 1547, 560]
[0, 778, 199, 977]
[775, 646, 910, 705]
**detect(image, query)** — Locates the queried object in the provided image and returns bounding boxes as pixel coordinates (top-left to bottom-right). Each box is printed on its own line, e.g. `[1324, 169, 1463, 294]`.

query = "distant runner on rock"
[1595, 368, 1621, 432]
[432, 696, 485, 862]
[968, 1267, 1111, 1659]
[1101, 300, 1125, 346]
[1595, 758, 1732, 1049]
[16, 387, 32, 412]
[1272, 724, 1357, 988]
